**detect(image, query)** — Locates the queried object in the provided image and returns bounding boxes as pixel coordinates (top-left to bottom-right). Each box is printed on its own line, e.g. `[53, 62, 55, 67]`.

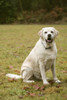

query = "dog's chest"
[41, 48, 57, 60]
[45, 59, 53, 71]
[44, 50, 56, 70]
[35, 50, 56, 72]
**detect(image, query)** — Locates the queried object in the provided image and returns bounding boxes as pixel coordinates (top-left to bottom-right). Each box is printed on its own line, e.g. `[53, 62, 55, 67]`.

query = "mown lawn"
[0, 25, 67, 100]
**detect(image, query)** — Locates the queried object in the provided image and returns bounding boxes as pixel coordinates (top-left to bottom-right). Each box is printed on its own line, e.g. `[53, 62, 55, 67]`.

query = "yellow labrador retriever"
[6, 27, 61, 85]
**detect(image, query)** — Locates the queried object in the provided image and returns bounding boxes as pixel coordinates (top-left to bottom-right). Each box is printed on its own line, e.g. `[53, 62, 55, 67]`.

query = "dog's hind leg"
[22, 69, 35, 83]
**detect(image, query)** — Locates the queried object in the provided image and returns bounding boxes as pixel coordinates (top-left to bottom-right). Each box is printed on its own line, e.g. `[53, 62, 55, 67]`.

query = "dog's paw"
[23, 80, 35, 83]
[55, 79, 61, 84]
[43, 80, 49, 85]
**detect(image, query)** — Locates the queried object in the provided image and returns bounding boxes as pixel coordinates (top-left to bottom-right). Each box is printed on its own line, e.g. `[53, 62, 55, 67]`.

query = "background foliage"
[0, 0, 67, 24]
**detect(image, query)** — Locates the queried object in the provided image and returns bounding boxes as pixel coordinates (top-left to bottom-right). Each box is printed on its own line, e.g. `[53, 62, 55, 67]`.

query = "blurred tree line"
[0, 0, 67, 24]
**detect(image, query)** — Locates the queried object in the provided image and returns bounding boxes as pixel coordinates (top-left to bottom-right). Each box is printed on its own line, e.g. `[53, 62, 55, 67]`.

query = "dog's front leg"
[51, 60, 61, 83]
[39, 61, 49, 85]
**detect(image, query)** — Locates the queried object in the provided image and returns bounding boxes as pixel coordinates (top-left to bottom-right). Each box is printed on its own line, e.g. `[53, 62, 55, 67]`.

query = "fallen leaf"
[23, 86, 30, 90]
[14, 69, 20, 74]
[56, 85, 61, 88]
[63, 71, 67, 73]
[59, 61, 64, 64]
[8, 78, 16, 82]
[29, 93, 36, 97]
[40, 85, 45, 91]
[63, 95, 67, 99]
[9, 65, 14, 69]
[18, 96, 23, 99]
[33, 84, 40, 90]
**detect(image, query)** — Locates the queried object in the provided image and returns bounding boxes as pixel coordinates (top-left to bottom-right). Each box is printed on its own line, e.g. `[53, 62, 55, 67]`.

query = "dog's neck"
[40, 38, 54, 50]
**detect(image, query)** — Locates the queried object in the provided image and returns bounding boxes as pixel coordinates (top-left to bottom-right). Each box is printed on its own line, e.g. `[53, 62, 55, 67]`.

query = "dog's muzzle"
[46, 34, 53, 43]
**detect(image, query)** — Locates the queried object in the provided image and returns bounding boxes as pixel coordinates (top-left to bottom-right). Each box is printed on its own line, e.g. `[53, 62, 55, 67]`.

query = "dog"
[6, 27, 61, 85]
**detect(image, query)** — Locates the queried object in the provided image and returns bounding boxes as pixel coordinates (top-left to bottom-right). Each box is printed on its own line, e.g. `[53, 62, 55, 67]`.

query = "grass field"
[0, 25, 67, 100]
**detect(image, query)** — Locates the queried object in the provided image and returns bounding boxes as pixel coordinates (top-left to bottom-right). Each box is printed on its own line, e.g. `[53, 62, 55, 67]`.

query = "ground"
[0, 25, 67, 100]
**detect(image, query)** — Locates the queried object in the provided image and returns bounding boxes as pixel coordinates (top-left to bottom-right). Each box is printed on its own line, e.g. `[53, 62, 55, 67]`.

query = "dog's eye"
[44, 31, 47, 34]
[51, 31, 54, 33]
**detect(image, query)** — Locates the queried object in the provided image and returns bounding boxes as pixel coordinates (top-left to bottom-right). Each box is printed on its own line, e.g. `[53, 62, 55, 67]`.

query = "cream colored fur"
[6, 27, 61, 85]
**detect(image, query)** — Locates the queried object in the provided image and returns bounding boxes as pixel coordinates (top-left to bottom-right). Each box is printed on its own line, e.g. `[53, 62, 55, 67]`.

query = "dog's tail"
[6, 74, 22, 79]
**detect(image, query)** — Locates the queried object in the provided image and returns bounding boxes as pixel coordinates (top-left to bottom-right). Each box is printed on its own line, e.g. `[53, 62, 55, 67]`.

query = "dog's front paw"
[53, 77, 61, 84]
[54, 78, 61, 83]
[55, 79, 61, 83]
[43, 80, 49, 85]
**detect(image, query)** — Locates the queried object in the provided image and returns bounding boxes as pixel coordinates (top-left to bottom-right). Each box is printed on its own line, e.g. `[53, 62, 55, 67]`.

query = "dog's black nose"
[48, 34, 51, 38]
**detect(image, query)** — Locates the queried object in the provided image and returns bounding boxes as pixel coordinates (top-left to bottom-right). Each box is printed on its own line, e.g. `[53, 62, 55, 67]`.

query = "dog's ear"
[55, 29, 59, 36]
[56, 30, 59, 36]
[38, 28, 44, 39]
[53, 27, 59, 36]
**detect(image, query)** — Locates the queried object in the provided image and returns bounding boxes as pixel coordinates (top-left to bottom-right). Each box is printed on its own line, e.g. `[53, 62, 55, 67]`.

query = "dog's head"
[38, 27, 59, 43]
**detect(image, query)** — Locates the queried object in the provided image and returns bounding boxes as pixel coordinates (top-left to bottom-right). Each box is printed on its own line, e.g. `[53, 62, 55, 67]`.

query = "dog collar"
[41, 41, 52, 50]
[45, 46, 52, 49]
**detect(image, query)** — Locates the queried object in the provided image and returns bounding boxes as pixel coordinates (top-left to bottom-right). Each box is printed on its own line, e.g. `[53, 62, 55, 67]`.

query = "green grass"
[0, 25, 67, 100]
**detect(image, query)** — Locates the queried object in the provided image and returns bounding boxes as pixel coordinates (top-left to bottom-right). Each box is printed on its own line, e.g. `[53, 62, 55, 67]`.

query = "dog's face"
[38, 27, 59, 43]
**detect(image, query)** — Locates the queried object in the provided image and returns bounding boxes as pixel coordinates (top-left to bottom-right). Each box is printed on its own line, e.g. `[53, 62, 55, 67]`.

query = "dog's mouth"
[46, 38, 53, 43]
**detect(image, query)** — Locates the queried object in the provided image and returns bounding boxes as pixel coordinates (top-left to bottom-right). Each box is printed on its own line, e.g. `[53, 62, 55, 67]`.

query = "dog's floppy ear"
[53, 27, 59, 36]
[38, 28, 44, 39]
[55, 29, 59, 36]
[56, 30, 59, 36]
